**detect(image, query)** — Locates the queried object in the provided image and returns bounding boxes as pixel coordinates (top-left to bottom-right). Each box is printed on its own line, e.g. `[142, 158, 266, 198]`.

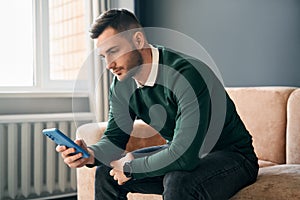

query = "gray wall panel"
[135, 0, 300, 86]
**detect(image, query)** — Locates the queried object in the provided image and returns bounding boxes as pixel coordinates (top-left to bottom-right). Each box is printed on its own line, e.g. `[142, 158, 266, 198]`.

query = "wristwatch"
[123, 161, 133, 178]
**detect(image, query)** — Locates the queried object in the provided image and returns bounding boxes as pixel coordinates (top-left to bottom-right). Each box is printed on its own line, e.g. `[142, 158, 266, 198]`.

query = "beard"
[122, 49, 144, 81]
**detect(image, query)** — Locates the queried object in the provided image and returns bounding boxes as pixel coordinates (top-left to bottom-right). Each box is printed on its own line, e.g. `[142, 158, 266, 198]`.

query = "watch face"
[123, 162, 132, 178]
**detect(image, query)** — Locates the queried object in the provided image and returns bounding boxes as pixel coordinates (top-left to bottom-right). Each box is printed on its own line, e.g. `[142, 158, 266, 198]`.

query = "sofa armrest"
[287, 88, 300, 164]
[76, 122, 107, 200]
[76, 122, 107, 145]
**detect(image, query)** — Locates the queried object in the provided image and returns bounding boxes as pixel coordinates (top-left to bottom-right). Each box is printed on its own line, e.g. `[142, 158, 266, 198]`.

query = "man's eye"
[108, 50, 117, 55]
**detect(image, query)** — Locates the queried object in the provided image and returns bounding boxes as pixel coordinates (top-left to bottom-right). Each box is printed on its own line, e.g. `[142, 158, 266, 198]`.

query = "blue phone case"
[42, 128, 90, 158]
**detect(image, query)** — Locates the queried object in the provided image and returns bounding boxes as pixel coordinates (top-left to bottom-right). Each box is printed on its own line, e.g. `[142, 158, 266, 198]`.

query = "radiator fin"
[8, 124, 18, 199]
[21, 123, 31, 197]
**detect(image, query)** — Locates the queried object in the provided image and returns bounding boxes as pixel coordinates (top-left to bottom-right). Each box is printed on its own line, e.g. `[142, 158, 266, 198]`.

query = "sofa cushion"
[227, 87, 295, 165]
[258, 160, 277, 168]
[230, 164, 300, 199]
[127, 193, 162, 200]
[125, 120, 166, 152]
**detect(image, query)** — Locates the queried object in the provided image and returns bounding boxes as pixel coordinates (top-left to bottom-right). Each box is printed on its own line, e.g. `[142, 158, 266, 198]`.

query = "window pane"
[49, 0, 88, 81]
[0, 0, 34, 86]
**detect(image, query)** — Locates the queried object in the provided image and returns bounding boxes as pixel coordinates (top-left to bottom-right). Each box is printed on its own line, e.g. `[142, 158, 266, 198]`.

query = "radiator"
[0, 113, 94, 200]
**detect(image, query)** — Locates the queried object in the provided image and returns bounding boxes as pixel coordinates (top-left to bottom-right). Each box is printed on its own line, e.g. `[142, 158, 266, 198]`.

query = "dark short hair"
[89, 9, 142, 39]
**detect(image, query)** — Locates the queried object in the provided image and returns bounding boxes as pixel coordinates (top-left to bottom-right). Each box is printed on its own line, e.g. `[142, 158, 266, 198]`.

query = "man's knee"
[163, 171, 190, 193]
[163, 171, 207, 200]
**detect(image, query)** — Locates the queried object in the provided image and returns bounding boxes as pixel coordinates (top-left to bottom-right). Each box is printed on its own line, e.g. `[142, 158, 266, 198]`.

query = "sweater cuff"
[85, 157, 102, 168]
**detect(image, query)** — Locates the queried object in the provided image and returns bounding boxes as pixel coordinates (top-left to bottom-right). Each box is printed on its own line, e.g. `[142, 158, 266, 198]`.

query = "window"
[49, 0, 88, 81]
[0, 0, 34, 87]
[0, 0, 91, 91]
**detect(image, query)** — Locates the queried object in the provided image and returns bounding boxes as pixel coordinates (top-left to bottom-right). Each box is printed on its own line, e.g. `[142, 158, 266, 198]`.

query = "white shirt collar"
[135, 44, 159, 88]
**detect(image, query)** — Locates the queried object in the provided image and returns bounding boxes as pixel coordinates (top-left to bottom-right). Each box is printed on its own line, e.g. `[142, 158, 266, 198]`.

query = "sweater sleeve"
[130, 60, 218, 179]
[88, 79, 136, 167]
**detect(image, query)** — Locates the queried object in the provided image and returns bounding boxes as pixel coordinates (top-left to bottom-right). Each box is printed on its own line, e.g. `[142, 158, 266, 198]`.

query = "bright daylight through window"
[0, 0, 89, 89]
[0, 0, 34, 86]
[49, 0, 88, 81]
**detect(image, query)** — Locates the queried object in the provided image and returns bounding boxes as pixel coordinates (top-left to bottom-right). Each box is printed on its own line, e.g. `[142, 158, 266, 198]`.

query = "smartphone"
[42, 128, 90, 158]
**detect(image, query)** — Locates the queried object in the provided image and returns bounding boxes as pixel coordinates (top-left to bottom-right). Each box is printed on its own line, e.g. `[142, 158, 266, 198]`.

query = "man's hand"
[110, 153, 134, 185]
[56, 138, 95, 168]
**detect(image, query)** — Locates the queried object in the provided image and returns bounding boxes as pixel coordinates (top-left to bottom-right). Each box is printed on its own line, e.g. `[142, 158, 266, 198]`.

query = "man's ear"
[132, 31, 145, 49]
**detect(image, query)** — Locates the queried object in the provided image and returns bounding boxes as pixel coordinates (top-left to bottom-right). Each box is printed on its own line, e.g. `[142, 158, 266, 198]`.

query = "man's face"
[97, 27, 143, 81]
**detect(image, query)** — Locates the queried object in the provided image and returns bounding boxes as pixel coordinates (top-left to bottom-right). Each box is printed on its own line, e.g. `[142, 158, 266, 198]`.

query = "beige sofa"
[76, 87, 300, 200]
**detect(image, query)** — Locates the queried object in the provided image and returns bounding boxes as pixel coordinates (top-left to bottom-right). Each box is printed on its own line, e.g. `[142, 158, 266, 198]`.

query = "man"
[57, 9, 258, 199]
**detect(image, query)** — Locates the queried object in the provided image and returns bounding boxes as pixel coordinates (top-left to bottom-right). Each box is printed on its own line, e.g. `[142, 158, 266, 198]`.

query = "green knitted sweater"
[89, 46, 257, 179]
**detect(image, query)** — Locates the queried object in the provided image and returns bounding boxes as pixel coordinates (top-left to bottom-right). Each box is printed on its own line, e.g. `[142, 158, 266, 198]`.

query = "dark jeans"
[94, 146, 258, 200]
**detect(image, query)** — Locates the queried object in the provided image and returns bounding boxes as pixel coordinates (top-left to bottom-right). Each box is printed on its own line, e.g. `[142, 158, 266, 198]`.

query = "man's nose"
[106, 60, 116, 70]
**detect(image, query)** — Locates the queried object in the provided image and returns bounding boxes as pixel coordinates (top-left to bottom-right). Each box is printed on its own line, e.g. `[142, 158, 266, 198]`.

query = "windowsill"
[0, 90, 91, 115]
[0, 90, 90, 98]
